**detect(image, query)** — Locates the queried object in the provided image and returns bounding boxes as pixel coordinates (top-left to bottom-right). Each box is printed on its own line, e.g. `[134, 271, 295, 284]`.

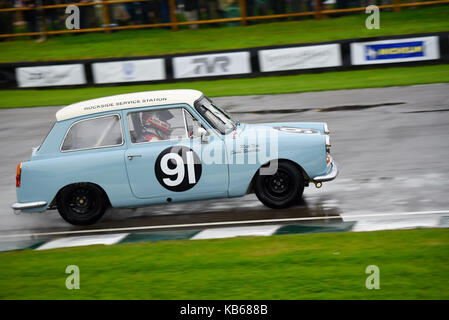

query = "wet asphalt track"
[0, 83, 448, 236]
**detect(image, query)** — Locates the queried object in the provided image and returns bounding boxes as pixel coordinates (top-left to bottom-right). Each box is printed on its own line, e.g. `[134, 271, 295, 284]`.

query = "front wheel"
[57, 183, 107, 225]
[254, 161, 304, 209]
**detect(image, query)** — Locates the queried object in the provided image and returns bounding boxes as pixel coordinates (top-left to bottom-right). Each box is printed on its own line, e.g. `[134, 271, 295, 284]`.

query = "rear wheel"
[254, 161, 304, 209]
[57, 183, 107, 225]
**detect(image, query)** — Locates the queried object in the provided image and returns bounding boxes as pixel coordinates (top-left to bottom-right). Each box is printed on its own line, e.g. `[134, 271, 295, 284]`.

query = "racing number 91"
[155, 146, 202, 192]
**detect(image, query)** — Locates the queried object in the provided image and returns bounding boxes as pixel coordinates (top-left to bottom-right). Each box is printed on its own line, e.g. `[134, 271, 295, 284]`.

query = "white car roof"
[55, 89, 204, 121]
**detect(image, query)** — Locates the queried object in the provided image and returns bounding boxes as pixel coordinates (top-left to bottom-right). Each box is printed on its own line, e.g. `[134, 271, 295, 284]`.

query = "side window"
[61, 115, 123, 152]
[127, 108, 187, 143]
[184, 109, 202, 138]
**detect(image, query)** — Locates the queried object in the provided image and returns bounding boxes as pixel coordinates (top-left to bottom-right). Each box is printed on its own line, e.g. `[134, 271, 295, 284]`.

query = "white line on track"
[0, 209, 448, 239]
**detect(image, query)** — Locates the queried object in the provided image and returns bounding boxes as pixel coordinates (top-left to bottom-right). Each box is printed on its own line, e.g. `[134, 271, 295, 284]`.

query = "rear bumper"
[11, 201, 47, 213]
[313, 160, 339, 182]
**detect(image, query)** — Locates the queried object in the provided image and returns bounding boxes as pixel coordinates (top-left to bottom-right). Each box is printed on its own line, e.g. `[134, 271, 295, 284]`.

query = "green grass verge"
[0, 228, 448, 299]
[1, 64, 448, 109]
[0, 6, 448, 62]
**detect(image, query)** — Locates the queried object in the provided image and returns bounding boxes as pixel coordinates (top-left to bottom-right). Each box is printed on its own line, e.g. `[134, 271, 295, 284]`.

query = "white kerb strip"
[36, 233, 129, 251]
[192, 225, 281, 240]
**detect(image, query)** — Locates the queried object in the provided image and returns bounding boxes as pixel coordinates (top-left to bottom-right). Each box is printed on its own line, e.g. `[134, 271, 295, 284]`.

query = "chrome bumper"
[11, 201, 47, 213]
[313, 161, 339, 182]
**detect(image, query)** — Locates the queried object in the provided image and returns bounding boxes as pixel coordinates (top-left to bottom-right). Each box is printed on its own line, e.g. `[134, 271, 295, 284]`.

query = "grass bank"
[0, 228, 448, 299]
[1, 64, 448, 109]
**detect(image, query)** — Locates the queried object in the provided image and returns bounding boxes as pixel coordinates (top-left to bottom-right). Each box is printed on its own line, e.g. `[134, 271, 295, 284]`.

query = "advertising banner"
[351, 36, 440, 65]
[173, 52, 251, 79]
[259, 44, 342, 72]
[92, 59, 166, 84]
[16, 64, 86, 88]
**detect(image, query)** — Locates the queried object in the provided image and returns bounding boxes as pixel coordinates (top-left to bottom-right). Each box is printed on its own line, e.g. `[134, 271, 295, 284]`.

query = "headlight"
[323, 123, 330, 134]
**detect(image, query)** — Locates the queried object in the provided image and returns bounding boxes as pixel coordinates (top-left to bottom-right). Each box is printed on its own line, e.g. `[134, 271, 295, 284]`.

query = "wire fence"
[0, 0, 448, 39]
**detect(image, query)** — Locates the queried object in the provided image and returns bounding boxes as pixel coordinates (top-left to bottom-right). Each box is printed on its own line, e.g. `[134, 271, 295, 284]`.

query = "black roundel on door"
[155, 146, 202, 192]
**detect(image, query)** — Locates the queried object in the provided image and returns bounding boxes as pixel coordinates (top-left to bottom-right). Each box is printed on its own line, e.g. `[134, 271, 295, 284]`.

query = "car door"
[124, 105, 229, 201]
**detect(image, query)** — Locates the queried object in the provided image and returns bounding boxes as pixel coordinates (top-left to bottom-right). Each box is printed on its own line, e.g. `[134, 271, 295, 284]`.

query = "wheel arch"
[49, 182, 112, 210]
[246, 158, 310, 194]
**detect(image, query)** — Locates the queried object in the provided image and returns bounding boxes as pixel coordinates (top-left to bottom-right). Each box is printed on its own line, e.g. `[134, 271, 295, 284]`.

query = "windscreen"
[194, 97, 236, 135]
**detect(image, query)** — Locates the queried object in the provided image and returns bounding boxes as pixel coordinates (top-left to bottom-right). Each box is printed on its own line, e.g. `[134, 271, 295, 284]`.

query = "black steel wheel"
[254, 161, 304, 209]
[57, 183, 107, 225]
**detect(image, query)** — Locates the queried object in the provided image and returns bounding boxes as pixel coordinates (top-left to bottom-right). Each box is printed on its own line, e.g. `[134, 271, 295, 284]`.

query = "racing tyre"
[57, 183, 107, 225]
[254, 161, 304, 209]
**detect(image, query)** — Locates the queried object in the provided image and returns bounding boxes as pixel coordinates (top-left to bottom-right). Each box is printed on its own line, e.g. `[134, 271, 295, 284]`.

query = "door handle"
[127, 154, 142, 160]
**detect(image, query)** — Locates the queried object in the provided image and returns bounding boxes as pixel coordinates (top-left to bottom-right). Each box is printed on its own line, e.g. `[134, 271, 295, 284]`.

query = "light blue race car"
[12, 89, 338, 225]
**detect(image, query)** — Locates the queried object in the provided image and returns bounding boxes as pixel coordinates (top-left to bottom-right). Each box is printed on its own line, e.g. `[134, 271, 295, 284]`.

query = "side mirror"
[197, 127, 209, 144]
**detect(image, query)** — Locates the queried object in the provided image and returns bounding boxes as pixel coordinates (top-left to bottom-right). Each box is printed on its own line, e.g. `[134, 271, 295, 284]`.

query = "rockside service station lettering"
[83, 97, 168, 111]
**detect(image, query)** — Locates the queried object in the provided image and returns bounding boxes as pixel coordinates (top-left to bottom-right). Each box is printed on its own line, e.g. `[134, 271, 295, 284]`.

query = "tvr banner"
[350, 36, 440, 65]
[173, 52, 251, 79]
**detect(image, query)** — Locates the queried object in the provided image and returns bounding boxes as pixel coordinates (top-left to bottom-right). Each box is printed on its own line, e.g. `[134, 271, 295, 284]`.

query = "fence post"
[37, 0, 48, 41]
[239, 0, 247, 26]
[314, 0, 322, 19]
[168, 0, 178, 31]
[394, 0, 401, 12]
[102, 2, 111, 34]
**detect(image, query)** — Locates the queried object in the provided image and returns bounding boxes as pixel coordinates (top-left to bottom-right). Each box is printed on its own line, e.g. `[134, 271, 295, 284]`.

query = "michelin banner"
[351, 36, 440, 65]
[16, 64, 86, 88]
[258, 44, 342, 72]
[173, 52, 251, 79]
[92, 59, 166, 84]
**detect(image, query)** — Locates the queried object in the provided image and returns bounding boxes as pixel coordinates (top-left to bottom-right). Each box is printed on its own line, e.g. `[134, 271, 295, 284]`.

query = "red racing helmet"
[142, 111, 172, 140]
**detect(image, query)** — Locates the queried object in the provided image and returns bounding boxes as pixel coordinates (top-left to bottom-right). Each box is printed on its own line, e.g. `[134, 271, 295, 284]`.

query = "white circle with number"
[155, 146, 202, 192]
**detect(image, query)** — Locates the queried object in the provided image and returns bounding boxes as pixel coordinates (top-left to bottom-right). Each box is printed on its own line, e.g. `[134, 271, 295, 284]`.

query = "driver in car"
[141, 110, 173, 142]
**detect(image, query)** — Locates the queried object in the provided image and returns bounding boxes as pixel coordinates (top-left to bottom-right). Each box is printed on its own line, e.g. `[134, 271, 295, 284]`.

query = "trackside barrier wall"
[0, 32, 448, 89]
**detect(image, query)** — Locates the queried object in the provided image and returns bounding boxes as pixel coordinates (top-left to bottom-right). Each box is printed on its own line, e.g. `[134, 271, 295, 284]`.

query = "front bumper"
[313, 160, 339, 182]
[11, 201, 47, 214]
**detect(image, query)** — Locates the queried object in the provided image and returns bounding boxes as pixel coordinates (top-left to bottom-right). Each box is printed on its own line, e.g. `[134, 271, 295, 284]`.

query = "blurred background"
[0, 0, 448, 301]
[0, 0, 444, 38]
